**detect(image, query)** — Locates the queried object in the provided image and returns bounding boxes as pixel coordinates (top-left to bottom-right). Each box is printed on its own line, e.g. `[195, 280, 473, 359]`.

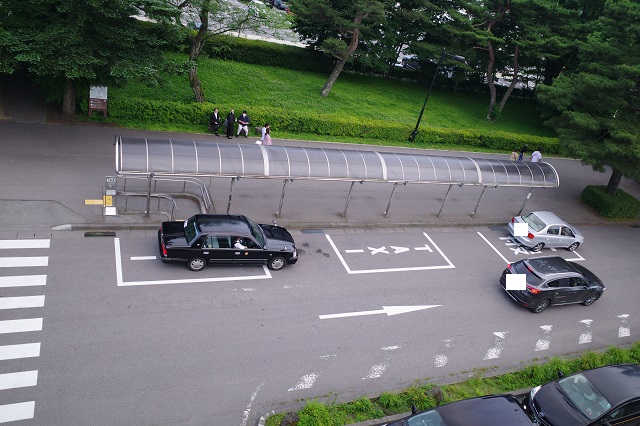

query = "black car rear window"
[512, 261, 543, 286]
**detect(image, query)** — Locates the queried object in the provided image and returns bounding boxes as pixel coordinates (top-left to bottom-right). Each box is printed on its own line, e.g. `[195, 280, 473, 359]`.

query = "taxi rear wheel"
[187, 257, 206, 271]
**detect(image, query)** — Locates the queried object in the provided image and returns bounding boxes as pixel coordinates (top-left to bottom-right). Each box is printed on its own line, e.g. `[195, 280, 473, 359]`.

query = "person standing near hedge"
[209, 107, 221, 136]
[225, 109, 235, 139]
[517, 144, 528, 161]
[531, 148, 542, 162]
[236, 110, 250, 138]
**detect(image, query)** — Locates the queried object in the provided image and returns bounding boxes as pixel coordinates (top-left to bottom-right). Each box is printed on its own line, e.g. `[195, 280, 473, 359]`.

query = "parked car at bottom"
[507, 211, 584, 252]
[500, 256, 605, 313]
[158, 214, 297, 271]
[385, 394, 534, 426]
[523, 364, 640, 426]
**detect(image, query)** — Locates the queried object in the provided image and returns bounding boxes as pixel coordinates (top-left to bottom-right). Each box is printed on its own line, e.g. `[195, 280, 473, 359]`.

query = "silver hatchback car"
[507, 211, 584, 252]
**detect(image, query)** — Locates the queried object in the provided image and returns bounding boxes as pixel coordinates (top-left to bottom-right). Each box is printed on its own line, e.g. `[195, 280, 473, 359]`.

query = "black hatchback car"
[500, 256, 605, 313]
[385, 394, 534, 426]
[158, 214, 297, 271]
[524, 364, 640, 426]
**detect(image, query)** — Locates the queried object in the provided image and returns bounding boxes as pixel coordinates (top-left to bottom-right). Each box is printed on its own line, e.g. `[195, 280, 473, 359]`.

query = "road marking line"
[0, 318, 43, 334]
[579, 319, 593, 344]
[477, 232, 510, 263]
[326, 233, 454, 274]
[484, 331, 507, 360]
[618, 314, 630, 338]
[84, 199, 103, 205]
[0, 240, 50, 249]
[0, 295, 45, 310]
[0, 371, 38, 390]
[344, 249, 364, 253]
[414, 244, 433, 252]
[0, 343, 41, 361]
[363, 363, 387, 379]
[0, 401, 35, 423]
[0, 275, 47, 287]
[130, 256, 157, 260]
[0, 257, 48, 268]
[288, 373, 318, 391]
[535, 325, 553, 351]
[241, 381, 264, 426]
[114, 238, 271, 286]
[566, 251, 585, 262]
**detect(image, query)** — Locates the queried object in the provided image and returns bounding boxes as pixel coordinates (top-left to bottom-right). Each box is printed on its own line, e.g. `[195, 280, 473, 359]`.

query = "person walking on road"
[225, 109, 235, 139]
[531, 148, 542, 162]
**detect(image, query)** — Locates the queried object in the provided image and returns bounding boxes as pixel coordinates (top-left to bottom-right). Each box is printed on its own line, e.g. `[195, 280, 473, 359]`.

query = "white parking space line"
[579, 320, 593, 344]
[0, 318, 43, 334]
[0, 240, 50, 249]
[0, 257, 48, 268]
[114, 238, 272, 286]
[131, 256, 157, 261]
[535, 325, 553, 351]
[0, 371, 38, 390]
[326, 233, 454, 274]
[0, 275, 47, 287]
[484, 332, 507, 360]
[344, 249, 364, 253]
[0, 343, 41, 361]
[0, 296, 45, 310]
[0, 401, 35, 423]
[618, 314, 631, 338]
[477, 232, 510, 264]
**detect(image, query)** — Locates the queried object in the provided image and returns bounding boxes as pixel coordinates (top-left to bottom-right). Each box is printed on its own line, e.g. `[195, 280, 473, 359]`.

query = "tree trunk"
[62, 79, 76, 116]
[606, 169, 622, 194]
[486, 40, 497, 121]
[321, 59, 348, 97]
[498, 45, 520, 113]
[320, 15, 363, 97]
[188, 2, 210, 103]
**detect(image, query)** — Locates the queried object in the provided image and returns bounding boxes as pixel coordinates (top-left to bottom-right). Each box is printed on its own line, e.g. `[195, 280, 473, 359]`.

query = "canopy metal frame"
[115, 136, 559, 219]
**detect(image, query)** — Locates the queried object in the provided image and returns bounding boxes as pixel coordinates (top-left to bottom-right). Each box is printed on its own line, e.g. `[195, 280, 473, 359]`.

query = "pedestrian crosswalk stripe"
[0, 240, 50, 249]
[0, 343, 41, 361]
[0, 401, 35, 423]
[0, 295, 45, 310]
[0, 275, 47, 287]
[0, 318, 43, 334]
[0, 257, 48, 268]
[0, 371, 38, 390]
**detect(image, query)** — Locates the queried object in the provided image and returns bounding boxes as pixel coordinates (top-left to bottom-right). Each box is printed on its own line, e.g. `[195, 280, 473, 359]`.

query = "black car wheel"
[268, 256, 286, 271]
[187, 257, 206, 271]
[567, 242, 579, 251]
[582, 293, 598, 306]
[532, 242, 544, 252]
[532, 299, 550, 313]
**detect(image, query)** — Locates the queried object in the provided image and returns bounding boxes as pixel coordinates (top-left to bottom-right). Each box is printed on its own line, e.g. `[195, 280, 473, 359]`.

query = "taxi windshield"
[245, 217, 266, 247]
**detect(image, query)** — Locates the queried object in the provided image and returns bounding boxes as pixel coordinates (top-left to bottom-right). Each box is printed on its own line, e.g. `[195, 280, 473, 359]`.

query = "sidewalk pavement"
[1, 120, 639, 235]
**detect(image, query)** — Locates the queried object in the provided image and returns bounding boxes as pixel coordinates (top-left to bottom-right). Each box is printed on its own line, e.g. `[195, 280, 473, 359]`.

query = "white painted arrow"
[319, 305, 441, 320]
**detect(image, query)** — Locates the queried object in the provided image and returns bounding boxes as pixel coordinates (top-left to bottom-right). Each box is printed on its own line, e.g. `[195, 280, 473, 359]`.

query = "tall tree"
[171, 0, 288, 102]
[292, 0, 390, 97]
[0, 0, 180, 115]
[537, 0, 640, 193]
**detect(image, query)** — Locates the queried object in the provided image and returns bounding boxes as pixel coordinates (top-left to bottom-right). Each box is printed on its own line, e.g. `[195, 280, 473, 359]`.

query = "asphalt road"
[1, 222, 638, 425]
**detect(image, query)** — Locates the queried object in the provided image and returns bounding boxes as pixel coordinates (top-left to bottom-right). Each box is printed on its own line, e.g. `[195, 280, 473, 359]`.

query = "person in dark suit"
[209, 108, 221, 136]
[225, 109, 235, 139]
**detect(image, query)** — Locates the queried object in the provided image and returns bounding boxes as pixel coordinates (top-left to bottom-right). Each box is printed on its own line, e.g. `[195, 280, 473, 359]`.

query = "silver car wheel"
[567, 242, 579, 252]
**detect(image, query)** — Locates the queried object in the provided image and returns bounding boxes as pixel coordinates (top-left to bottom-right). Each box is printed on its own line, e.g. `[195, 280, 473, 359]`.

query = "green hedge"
[581, 185, 640, 218]
[201, 35, 332, 74]
[103, 96, 559, 152]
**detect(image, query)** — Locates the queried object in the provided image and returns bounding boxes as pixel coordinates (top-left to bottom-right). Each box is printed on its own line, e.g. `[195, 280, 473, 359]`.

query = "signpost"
[89, 86, 108, 117]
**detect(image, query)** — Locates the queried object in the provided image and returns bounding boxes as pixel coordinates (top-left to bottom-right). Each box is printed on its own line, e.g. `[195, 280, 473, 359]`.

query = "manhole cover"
[84, 231, 116, 237]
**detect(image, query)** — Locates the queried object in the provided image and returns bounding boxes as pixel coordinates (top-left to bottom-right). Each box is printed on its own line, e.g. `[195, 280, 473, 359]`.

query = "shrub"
[297, 400, 334, 426]
[581, 185, 640, 218]
[377, 392, 407, 412]
[402, 386, 436, 412]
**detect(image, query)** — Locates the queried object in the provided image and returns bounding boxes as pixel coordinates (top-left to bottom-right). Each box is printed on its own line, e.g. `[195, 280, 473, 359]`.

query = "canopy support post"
[383, 182, 405, 218]
[437, 184, 454, 218]
[276, 179, 293, 218]
[517, 188, 534, 215]
[145, 173, 154, 218]
[471, 186, 489, 218]
[226, 176, 239, 214]
[343, 180, 363, 218]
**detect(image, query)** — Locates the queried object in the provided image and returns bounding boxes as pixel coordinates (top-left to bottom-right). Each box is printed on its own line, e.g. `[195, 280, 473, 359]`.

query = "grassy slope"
[111, 53, 556, 143]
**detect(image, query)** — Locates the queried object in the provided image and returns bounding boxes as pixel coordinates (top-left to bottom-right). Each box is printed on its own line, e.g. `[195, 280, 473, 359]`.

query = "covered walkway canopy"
[114, 136, 559, 217]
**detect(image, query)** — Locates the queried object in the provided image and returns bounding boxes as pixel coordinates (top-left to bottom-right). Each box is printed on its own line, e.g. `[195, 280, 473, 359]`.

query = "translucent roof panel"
[115, 137, 559, 187]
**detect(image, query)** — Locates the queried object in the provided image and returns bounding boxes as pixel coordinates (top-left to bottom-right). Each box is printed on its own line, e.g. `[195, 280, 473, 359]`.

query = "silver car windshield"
[558, 373, 611, 420]
[522, 213, 546, 232]
[407, 409, 446, 426]
[245, 217, 266, 247]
